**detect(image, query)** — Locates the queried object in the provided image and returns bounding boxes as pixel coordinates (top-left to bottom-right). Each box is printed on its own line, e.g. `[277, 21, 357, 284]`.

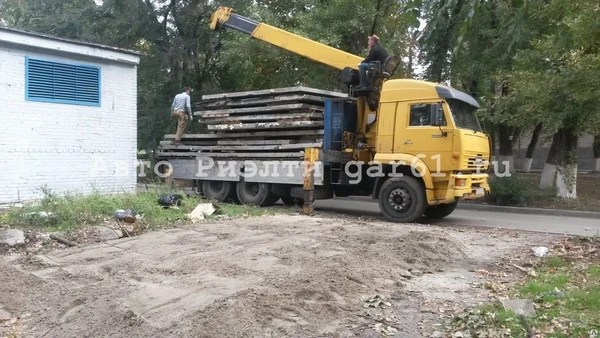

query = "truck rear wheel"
[236, 181, 279, 206]
[424, 201, 458, 219]
[202, 180, 237, 203]
[194, 180, 205, 197]
[378, 176, 426, 223]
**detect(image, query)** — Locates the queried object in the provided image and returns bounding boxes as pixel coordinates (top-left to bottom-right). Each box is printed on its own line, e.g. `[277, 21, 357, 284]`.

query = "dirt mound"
[394, 230, 469, 268]
[171, 226, 472, 337]
[0, 214, 551, 338]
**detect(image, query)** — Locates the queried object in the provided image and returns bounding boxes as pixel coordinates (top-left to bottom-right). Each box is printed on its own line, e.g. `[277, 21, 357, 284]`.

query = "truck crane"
[162, 6, 492, 223]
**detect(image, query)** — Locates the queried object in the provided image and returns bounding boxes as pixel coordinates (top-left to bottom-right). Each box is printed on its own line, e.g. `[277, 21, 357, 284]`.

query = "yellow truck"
[159, 6, 491, 223]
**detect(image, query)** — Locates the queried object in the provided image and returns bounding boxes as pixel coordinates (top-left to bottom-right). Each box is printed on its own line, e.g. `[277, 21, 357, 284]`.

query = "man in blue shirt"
[171, 87, 193, 144]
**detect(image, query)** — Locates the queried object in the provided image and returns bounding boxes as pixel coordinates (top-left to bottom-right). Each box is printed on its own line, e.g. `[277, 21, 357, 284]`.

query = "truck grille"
[464, 153, 487, 170]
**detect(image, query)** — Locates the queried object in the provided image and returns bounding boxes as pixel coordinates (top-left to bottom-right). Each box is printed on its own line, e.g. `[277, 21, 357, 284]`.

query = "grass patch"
[545, 256, 567, 268]
[0, 186, 279, 233]
[520, 274, 570, 295]
[448, 240, 600, 336]
[519, 273, 570, 305]
[567, 286, 600, 312]
[588, 266, 600, 278]
[448, 302, 526, 337]
[218, 203, 280, 218]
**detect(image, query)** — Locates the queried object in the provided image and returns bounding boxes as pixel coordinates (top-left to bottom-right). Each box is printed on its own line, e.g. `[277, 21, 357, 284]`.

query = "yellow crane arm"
[209, 6, 363, 71]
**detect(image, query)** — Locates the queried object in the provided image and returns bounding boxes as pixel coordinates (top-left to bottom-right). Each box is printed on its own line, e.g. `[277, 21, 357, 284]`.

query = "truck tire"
[194, 180, 205, 197]
[236, 181, 279, 206]
[377, 176, 426, 223]
[424, 201, 458, 219]
[202, 180, 237, 203]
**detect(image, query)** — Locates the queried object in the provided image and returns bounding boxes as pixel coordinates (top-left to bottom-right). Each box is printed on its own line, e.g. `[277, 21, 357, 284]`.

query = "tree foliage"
[1, 0, 599, 196]
[1, 0, 419, 154]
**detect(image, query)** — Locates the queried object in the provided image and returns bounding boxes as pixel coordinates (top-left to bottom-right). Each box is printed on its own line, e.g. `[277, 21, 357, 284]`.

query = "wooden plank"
[195, 103, 323, 117]
[196, 94, 327, 109]
[159, 140, 218, 147]
[200, 110, 322, 119]
[157, 151, 304, 158]
[207, 121, 323, 131]
[159, 142, 322, 152]
[198, 112, 230, 118]
[201, 86, 349, 101]
[163, 129, 324, 140]
[200, 112, 322, 124]
[217, 139, 292, 145]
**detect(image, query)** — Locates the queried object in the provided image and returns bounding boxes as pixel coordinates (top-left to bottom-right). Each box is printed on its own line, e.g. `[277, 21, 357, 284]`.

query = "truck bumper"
[446, 173, 490, 200]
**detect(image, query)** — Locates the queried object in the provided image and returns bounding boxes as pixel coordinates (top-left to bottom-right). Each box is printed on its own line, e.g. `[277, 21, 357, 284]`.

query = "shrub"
[485, 176, 532, 206]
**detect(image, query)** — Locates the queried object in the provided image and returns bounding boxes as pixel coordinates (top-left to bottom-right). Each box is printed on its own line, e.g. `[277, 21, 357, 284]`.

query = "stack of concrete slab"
[159, 86, 348, 160]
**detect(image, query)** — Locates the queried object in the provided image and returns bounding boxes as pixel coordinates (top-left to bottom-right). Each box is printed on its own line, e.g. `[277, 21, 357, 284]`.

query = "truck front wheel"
[378, 176, 426, 223]
[423, 201, 458, 219]
[236, 181, 279, 207]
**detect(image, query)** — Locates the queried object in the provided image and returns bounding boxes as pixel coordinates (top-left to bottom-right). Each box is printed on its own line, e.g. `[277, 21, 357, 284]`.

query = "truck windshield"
[448, 99, 483, 132]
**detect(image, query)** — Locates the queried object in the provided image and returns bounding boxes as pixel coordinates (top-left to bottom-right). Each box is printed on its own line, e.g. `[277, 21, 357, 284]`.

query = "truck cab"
[319, 79, 490, 222]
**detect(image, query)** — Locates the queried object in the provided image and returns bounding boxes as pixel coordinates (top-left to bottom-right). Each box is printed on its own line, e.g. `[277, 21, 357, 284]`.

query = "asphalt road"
[312, 198, 600, 237]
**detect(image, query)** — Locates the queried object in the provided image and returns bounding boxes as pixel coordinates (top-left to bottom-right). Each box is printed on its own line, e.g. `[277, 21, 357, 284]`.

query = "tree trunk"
[522, 123, 543, 173]
[594, 135, 600, 172]
[540, 161, 557, 189]
[540, 128, 578, 198]
[540, 132, 560, 190]
[496, 125, 519, 175]
[370, 0, 383, 35]
[407, 31, 414, 76]
[428, 0, 465, 83]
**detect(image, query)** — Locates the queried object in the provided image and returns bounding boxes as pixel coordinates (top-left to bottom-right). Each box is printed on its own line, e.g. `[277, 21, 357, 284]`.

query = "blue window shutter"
[25, 57, 101, 107]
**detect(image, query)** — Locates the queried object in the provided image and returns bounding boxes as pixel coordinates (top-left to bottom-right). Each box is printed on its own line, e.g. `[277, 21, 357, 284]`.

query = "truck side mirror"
[430, 103, 444, 126]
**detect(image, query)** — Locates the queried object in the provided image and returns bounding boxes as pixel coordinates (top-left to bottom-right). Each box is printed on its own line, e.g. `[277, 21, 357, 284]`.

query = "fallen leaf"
[363, 295, 392, 309]
[374, 323, 398, 336]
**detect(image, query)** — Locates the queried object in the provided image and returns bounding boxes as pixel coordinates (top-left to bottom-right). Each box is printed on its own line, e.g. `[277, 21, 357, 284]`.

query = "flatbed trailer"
[158, 85, 490, 223]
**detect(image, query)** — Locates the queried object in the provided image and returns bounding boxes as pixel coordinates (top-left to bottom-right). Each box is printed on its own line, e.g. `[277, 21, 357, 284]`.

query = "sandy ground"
[0, 212, 562, 338]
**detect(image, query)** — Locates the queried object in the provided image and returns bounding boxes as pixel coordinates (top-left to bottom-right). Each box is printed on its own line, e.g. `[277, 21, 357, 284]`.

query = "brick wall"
[0, 43, 138, 204]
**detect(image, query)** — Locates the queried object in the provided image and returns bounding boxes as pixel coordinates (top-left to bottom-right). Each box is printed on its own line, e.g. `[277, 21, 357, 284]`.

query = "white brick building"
[0, 27, 141, 204]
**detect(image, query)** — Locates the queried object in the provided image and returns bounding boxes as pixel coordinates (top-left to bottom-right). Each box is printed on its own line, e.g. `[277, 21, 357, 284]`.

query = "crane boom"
[209, 6, 364, 71]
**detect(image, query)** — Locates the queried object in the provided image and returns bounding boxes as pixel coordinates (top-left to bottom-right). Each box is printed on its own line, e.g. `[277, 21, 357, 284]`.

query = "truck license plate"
[475, 188, 484, 195]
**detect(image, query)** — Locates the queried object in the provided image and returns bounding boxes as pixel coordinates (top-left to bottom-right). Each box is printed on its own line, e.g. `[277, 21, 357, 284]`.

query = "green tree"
[418, 0, 557, 174]
[493, 0, 600, 198]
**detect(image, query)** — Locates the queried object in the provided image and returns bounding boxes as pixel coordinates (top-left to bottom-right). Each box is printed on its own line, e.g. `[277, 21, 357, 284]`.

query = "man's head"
[183, 86, 191, 94]
[368, 35, 379, 48]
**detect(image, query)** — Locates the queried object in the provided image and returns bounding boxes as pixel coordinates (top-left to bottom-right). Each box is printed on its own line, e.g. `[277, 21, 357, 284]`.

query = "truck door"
[375, 102, 397, 153]
[394, 100, 454, 175]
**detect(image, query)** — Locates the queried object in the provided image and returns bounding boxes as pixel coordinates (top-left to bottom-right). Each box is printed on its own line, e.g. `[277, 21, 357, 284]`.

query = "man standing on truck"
[171, 87, 193, 144]
[357, 35, 389, 89]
